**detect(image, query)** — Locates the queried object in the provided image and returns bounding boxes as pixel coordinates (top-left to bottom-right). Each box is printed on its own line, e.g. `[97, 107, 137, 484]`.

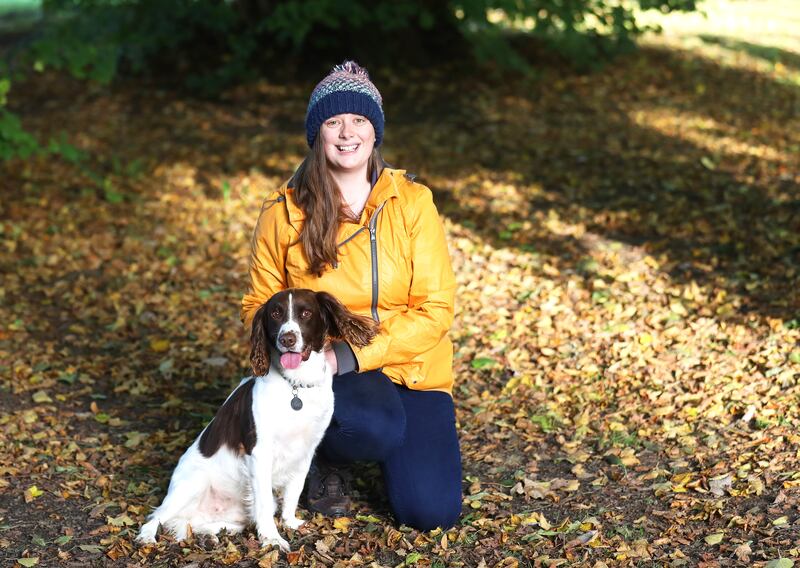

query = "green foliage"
[33, 0, 246, 88]
[0, 0, 702, 161]
[453, 0, 701, 69]
[0, 108, 39, 160]
[23, 0, 703, 87]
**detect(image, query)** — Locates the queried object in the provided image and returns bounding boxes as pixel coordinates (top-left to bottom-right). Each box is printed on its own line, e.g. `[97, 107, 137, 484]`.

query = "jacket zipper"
[368, 201, 387, 322]
[337, 227, 366, 249]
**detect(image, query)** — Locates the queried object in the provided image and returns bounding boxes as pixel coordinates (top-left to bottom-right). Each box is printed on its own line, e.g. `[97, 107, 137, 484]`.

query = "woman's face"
[319, 113, 375, 174]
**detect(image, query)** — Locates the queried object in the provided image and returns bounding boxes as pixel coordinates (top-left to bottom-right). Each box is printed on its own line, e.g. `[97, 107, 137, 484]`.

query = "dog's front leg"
[280, 459, 311, 530]
[248, 448, 290, 552]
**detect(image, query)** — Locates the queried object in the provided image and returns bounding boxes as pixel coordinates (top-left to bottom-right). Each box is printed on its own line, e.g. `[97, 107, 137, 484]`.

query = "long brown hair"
[292, 135, 383, 277]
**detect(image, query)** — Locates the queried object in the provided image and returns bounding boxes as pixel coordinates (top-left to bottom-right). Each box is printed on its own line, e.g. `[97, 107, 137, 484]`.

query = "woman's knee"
[393, 487, 462, 530]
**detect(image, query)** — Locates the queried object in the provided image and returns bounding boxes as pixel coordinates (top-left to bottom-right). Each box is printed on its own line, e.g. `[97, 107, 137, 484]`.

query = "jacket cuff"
[331, 340, 358, 375]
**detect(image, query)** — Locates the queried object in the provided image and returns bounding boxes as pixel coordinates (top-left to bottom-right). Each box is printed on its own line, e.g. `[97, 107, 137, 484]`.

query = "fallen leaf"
[333, 517, 351, 531]
[150, 339, 170, 352]
[31, 391, 52, 404]
[24, 486, 44, 503]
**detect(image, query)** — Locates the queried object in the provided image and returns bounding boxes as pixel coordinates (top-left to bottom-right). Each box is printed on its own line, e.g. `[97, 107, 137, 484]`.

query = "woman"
[241, 61, 461, 530]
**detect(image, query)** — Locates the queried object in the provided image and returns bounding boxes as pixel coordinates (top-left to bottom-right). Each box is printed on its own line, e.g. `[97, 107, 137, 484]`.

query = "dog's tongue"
[280, 352, 302, 370]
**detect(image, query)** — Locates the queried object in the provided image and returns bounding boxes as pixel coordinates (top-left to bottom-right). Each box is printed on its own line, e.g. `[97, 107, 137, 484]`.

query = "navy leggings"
[318, 370, 462, 530]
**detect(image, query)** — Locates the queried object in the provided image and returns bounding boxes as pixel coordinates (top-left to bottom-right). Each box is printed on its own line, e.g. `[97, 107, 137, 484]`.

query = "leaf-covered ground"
[2, 4, 799, 567]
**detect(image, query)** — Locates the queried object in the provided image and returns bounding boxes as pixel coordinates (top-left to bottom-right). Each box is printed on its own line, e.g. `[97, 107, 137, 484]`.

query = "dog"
[137, 288, 378, 551]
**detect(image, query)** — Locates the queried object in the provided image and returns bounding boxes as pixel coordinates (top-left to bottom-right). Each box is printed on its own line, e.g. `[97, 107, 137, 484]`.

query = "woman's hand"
[324, 347, 338, 375]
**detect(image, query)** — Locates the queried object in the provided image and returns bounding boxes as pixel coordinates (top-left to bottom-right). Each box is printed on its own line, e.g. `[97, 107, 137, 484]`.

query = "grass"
[0, 0, 41, 35]
[640, 0, 800, 83]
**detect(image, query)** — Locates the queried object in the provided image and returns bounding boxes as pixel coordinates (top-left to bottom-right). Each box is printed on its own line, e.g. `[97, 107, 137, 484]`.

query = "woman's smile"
[336, 143, 360, 153]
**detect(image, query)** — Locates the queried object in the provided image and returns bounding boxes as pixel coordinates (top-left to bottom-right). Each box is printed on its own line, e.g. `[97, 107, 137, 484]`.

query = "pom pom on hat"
[305, 60, 384, 148]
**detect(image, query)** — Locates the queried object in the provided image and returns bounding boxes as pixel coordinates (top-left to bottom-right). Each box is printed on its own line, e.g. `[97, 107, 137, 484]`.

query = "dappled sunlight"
[627, 105, 791, 167]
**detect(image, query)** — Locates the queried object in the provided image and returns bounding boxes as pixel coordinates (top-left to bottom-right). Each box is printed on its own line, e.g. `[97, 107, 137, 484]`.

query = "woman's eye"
[325, 119, 340, 127]
[301, 309, 312, 319]
[354, 117, 365, 124]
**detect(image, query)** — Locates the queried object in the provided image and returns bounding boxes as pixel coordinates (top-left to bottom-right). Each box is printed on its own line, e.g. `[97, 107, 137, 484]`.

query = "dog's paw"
[136, 521, 159, 544]
[199, 534, 219, 550]
[260, 534, 290, 553]
[283, 517, 305, 530]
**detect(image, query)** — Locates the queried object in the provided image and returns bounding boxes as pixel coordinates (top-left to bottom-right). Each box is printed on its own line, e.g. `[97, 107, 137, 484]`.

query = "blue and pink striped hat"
[305, 61, 384, 148]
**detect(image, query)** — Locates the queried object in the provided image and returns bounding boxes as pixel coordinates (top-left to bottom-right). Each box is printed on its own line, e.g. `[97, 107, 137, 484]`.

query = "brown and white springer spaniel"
[137, 289, 378, 551]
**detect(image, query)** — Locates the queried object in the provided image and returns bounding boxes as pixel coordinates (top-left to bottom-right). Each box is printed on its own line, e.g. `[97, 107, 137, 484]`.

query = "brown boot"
[305, 458, 352, 517]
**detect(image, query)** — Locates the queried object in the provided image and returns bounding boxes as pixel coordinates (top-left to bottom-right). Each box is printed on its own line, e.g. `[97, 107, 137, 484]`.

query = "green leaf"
[355, 514, 381, 523]
[78, 544, 103, 553]
[94, 413, 110, 423]
[17, 558, 38, 567]
[0, 78, 9, 106]
[704, 532, 724, 545]
[765, 560, 794, 568]
[700, 156, 716, 170]
[465, 491, 489, 501]
[789, 351, 800, 364]
[31, 535, 47, 547]
[405, 552, 422, 565]
[58, 372, 78, 385]
[470, 357, 496, 370]
[54, 535, 72, 546]
[103, 186, 124, 204]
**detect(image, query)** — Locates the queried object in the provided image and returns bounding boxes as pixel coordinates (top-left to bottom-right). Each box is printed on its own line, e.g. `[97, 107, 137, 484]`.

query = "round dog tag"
[290, 395, 303, 411]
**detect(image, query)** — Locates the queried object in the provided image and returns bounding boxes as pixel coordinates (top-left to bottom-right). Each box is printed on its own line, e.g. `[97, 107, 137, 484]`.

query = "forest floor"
[1, 1, 799, 566]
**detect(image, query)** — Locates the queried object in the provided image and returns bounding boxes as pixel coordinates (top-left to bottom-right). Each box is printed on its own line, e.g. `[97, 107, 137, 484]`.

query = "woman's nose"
[339, 119, 353, 138]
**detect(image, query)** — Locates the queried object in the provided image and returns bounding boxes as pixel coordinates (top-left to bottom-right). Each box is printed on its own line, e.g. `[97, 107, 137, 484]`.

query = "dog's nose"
[279, 333, 297, 349]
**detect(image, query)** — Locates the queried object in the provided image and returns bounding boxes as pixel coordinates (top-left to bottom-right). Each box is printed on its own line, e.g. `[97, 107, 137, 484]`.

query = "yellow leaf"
[608, 421, 626, 432]
[221, 540, 241, 564]
[150, 339, 170, 352]
[24, 485, 44, 503]
[107, 514, 135, 527]
[333, 517, 351, 531]
[32, 390, 52, 404]
[638, 333, 653, 346]
[704, 532, 724, 545]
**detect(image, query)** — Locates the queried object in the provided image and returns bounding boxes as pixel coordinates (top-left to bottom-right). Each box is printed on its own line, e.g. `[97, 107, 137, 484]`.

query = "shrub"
[1, 0, 701, 160]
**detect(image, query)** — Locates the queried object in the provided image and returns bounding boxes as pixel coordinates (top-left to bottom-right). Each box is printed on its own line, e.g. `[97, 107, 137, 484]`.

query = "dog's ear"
[249, 305, 270, 376]
[316, 291, 380, 349]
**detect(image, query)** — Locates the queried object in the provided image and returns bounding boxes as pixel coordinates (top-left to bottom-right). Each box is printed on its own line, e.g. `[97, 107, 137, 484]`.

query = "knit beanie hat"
[305, 61, 384, 148]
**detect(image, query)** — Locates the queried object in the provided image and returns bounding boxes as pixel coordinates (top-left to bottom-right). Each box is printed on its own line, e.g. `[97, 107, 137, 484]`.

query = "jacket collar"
[282, 167, 404, 229]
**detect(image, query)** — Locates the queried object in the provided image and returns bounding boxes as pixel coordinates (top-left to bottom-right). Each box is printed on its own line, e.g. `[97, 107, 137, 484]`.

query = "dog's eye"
[270, 309, 282, 320]
[301, 309, 312, 319]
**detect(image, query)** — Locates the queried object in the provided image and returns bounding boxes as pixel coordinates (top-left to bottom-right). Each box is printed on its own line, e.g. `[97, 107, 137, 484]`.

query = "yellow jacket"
[241, 168, 456, 394]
